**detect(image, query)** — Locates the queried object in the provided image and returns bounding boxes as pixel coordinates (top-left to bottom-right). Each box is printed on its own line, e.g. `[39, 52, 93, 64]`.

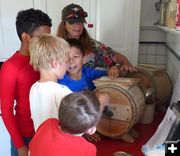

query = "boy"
[29, 34, 72, 132]
[0, 8, 52, 156]
[58, 38, 116, 142]
[29, 91, 101, 156]
[58, 38, 119, 92]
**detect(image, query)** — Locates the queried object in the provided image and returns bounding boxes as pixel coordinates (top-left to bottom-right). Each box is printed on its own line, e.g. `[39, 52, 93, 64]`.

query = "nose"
[69, 57, 74, 64]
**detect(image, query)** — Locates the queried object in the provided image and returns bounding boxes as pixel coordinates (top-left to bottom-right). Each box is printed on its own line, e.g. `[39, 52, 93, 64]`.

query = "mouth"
[69, 66, 77, 70]
[73, 29, 81, 33]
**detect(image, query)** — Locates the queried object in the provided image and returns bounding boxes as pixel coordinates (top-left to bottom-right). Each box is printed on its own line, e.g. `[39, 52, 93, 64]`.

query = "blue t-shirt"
[58, 67, 107, 92]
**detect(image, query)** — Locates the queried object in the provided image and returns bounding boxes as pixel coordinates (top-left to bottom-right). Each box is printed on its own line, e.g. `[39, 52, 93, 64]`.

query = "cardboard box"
[166, 11, 176, 28]
[165, 1, 177, 28]
[160, 6, 167, 26]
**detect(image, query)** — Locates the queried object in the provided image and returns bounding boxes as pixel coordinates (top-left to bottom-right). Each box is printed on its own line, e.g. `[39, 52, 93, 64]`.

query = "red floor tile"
[94, 112, 165, 156]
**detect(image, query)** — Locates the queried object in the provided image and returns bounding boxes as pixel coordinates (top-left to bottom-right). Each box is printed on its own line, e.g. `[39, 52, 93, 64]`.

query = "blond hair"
[29, 34, 70, 71]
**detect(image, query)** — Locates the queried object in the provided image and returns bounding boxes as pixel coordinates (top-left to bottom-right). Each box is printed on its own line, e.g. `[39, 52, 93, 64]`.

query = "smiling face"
[67, 46, 85, 80]
[65, 21, 84, 39]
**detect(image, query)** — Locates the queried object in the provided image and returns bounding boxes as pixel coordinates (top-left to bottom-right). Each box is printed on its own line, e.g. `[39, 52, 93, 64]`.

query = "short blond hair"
[29, 34, 70, 71]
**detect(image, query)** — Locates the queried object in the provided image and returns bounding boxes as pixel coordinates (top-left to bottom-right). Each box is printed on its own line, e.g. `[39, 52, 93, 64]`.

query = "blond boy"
[29, 34, 72, 131]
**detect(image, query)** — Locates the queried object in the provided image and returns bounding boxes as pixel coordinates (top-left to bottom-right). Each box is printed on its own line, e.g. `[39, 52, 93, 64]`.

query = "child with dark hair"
[0, 8, 52, 156]
[58, 38, 119, 92]
[29, 91, 101, 156]
[16, 8, 52, 41]
[58, 38, 117, 142]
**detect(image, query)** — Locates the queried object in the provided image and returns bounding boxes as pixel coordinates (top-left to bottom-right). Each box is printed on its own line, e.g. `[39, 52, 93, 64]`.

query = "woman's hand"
[108, 66, 119, 78]
[119, 62, 137, 72]
[113, 52, 137, 72]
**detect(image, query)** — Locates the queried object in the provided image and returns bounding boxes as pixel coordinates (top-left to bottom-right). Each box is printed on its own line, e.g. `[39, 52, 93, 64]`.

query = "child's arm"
[0, 63, 26, 148]
[18, 145, 29, 156]
[107, 65, 119, 78]
[83, 92, 110, 142]
[95, 92, 110, 114]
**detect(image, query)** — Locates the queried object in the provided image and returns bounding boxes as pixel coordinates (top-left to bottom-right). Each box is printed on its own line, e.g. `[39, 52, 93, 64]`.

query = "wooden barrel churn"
[93, 77, 145, 140]
[129, 64, 172, 106]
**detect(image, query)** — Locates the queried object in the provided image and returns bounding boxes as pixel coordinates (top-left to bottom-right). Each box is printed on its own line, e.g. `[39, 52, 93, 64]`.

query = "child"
[0, 8, 52, 156]
[29, 91, 102, 156]
[58, 38, 117, 142]
[29, 34, 72, 132]
[58, 38, 119, 92]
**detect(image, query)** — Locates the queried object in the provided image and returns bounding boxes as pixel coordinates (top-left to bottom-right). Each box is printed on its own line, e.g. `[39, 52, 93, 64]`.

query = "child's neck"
[67, 72, 82, 80]
[39, 70, 58, 83]
[18, 44, 30, 56]
[59, 125, 83, 136]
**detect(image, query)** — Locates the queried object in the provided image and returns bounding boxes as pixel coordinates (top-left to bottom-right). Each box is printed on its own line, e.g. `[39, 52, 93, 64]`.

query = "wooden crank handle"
[103, 106, 114, 117]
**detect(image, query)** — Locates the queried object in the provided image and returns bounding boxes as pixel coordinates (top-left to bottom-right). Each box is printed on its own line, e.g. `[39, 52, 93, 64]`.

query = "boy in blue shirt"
[58, 38, 118, 142]
[58, 38, 119, 92]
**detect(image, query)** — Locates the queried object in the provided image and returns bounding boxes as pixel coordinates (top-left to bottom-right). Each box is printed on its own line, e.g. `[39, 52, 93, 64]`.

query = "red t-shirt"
[29, 118, 96, 156]
[0, 52, 39, 148]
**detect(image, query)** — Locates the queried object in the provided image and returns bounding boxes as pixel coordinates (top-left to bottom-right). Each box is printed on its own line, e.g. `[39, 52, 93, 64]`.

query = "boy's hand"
[108, 66, 119, 78]
[18, 145, 29, 156]
[83, 133, 101, 142]
[96, 92, 110, 113]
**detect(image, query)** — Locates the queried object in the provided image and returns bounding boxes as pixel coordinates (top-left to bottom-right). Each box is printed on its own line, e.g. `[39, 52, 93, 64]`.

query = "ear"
[85, 126, 96, 135]
[21, 32, 31, 43]
[83, 55, 87, 64]
[51, 59, 58, 69]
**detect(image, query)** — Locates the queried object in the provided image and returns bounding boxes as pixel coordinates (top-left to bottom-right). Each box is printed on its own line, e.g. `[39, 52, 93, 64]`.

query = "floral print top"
[83, 39, 115, 69]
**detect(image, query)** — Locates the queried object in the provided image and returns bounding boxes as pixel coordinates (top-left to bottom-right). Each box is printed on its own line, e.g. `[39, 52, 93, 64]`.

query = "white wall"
[166, 32, 180, 86]
[139, 0, 180, 88]
[140, 0, 165, 42]
[140, 0, 160, 26]
[139, 28, 166, 42]
[139, 0, 167, 67]
[0, 0, 33, 62]
[0, 117, 10, 156]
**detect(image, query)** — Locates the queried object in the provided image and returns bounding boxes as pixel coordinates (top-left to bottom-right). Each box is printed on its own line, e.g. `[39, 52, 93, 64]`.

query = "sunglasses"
[65, 11, 88, 21]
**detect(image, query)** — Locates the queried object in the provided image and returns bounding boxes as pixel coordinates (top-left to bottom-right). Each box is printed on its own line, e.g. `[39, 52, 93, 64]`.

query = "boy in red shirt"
[29, 91, 101, 156]
[0, 9, 52, 156]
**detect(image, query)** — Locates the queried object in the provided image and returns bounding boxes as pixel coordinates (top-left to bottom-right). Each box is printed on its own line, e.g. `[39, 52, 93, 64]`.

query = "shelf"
[140, 26, 158, 30]
[156, 25, 180, 35]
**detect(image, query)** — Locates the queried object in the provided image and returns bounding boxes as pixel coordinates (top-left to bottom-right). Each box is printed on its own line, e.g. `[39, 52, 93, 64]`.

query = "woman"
[57, 3, 137, 72]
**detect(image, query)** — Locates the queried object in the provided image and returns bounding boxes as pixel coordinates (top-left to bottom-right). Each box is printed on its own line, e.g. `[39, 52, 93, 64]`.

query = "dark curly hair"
[16, 8, 52, 41]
